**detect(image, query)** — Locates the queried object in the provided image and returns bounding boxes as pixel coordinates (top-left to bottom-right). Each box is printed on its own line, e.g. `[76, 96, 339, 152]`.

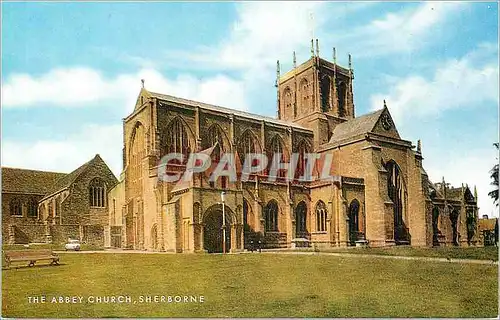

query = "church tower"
[276, 39, 355, 148]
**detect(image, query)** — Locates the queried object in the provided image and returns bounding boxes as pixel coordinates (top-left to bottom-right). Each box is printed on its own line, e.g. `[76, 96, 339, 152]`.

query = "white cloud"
[2, 124, 123, 176]
[337, 2, 468, 57]
[161, 2, 326, 72]
[370, 43, 499, 124]
[2, 68, 249, 112]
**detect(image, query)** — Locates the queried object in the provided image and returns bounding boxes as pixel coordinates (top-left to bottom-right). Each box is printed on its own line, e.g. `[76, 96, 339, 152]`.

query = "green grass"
[298, 245, 499, 261]
[2, 253, 498, 318]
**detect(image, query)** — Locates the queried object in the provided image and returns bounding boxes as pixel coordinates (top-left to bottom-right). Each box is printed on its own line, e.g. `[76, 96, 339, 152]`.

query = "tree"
[488, 143, 499, 206]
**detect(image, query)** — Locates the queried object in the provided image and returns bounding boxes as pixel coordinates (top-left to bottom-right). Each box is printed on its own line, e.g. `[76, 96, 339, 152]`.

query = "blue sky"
[2, 1, 498, 217]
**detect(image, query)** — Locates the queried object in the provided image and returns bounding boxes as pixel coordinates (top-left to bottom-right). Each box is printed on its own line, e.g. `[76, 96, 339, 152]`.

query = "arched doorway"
[295, 201, 308, 238]
[450, 209, 459, 246]
[432, 207, 440, 246]
[203, 205, 232, 253]
[348, 199, 360, 245]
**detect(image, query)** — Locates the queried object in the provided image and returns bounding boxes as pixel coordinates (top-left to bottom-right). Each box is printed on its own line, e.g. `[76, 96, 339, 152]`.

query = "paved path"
[55, 249, 498, 265]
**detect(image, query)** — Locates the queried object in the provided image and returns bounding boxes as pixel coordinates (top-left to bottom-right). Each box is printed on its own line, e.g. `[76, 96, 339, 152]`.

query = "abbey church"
[2, 42, 480, 252]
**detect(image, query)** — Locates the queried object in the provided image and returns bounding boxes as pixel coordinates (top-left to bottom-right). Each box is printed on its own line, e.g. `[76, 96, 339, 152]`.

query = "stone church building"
[106, 45, 479, 252]
[2, 44, 480, 251]
[2, 155, 117, 245]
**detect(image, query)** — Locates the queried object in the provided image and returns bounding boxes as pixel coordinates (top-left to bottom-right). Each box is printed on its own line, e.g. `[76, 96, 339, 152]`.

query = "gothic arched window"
[129, 122, 146, 197]
[27, 198, 38, 217]
[316, 201, 327, 232]
[337, 81, 347, 117]
[295, 201, 307, 236]
[295, 139, 310, 180]
[204, 124, 229, 157]
[282, 87, 293, 117]
[267, 134, 289, 178]
[10, 198, 22, 216]
[89, 178, 106, 208]
[264, 200, 279, 232]
[164, 118, 192, 157]
[321, 76, 331, 112]
[237, 130, 260, 165]
[300, 78, 309, 112]
[386, 160, 408, 243]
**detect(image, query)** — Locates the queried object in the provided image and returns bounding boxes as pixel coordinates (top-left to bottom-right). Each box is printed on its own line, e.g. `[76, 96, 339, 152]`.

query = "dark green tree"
[488, 143, 499, 206]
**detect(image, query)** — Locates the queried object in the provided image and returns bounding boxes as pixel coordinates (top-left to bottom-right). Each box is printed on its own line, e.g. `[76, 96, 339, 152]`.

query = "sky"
[1, 1, 499, 217]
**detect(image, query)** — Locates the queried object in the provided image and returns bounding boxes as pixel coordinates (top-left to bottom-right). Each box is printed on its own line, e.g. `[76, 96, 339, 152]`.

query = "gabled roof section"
[43, 154, 112, 199]
[133, 88, 152, 112]
[328, 108, 384, 143]
[147, 90, 309, 131]
[1, 167, 67, 195]
[328, 106, 401, 144]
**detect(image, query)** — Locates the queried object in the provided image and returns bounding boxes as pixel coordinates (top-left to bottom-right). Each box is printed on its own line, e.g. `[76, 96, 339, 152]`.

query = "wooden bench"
[4, 249, 60, 268]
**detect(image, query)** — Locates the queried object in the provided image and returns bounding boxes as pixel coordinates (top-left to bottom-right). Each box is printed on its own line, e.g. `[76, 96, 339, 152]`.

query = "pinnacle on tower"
[333, 47, 337, 64]
[474, 185, 478, 200]
[417, 139, 422, 154]
[275, 60, 280, 87]
[310, 39, 314, 57]
[315, 39, 319, 57]
[141, 79, 145, 89]
[293, 51, 297, 68]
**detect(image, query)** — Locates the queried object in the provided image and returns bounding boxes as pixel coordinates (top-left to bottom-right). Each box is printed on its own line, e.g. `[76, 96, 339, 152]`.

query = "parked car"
[65, 239, 81, 251]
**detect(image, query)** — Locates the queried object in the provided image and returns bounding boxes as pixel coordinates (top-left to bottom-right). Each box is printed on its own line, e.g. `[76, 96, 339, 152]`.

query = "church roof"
[1, 167, 67, 195]
[328, 108, 385, 143]
[147, 91, 310, 131]
[42, 154, 106, 199]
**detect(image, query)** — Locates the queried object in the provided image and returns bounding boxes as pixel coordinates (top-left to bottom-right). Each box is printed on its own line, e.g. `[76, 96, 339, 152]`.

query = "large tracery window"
[204, 124, 229, 188]
[295, 139, 310, 180]
[204, 124, 228, 158]
[10, 198, 22, 216]
[129, 122, 146, 197]
[164, 118, 192, 158]
[264, 200, 279, 232]
[386, 160, 408, 243]
[237, 130, 260, 166]
[267, 134, 289, 178]
[316, 201, 327, 232]
[89, 178, 106, 208]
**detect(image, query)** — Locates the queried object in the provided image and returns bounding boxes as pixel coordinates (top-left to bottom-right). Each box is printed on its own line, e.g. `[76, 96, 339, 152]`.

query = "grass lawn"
[2, 253, 498, 318]
[296, 245, 499, 261]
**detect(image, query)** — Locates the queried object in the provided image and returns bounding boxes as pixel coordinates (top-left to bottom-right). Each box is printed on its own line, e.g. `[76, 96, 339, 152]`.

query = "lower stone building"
[2, 155, 118, 246]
